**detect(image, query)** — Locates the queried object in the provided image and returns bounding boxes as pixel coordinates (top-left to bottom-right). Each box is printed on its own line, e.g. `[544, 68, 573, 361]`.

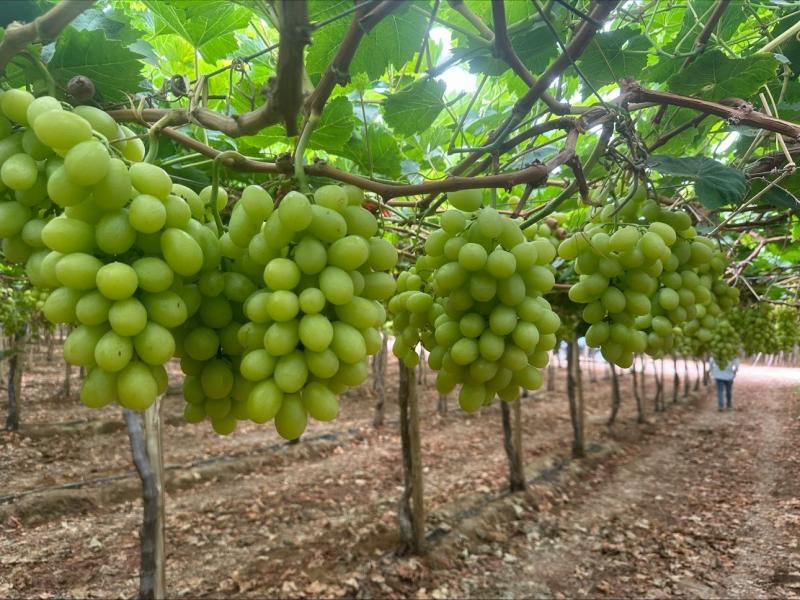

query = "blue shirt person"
[709, 357, 739, 411]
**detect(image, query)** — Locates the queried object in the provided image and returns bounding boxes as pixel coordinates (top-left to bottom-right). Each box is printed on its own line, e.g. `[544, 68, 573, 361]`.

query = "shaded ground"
[1, 349, 798, 598]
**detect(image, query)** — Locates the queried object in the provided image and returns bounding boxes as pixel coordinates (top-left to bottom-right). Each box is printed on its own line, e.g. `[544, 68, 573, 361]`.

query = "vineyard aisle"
[476, 366, 800, 598]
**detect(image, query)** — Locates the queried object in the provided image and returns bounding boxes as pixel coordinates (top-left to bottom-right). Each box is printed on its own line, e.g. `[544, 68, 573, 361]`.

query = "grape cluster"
[390, 189, 561, 412]
[707, 319, 741, 367]
[773, 305, 799, 353]
[560, 193, 737, 367]
[0, 90, 213, 411]
[730, 303, 798, 356]
[179, 184, 397, 439]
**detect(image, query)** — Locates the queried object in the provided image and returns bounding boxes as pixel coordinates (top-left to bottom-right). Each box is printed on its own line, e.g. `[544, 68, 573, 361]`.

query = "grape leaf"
[307, 5, 427, 80]
[383, 79, 446, 136]
[143, 0, 251, 62]
[647, 155, 746, 208]
[339, 124, 401, 179]
[48, 27, 145, 103]
[667, 51, 780, 101]
[577, 27, 650, 92]
[309, 96, 355, 153]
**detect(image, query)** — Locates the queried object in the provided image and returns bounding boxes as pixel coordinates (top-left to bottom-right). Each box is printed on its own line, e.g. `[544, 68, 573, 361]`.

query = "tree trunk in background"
[672, 355, 679, 403]
[5, 331, 26, 431]
[683, 356, 690, 397]
[501, 400, 526, 491]
[702, 358, 709, 386]
[398, 364, 425, 554]
[547, 361, 555, 391]
[607, 363, 621, 427]
[416, 348, 427, 386]
[566, 341, 585, 458]
[371, 331, 388, 427]
[46, 328, 54, 363]
[124, 399, 166, 600]
[631, 356, 644, 423]
[436, 392, 447, 416]
[694, 359, 701, 391]
[654, 359, 664, 412]
[64, 361, 72, 397]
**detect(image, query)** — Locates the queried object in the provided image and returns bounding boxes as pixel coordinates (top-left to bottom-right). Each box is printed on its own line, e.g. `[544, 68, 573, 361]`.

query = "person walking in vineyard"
[709, 357, 740, 411]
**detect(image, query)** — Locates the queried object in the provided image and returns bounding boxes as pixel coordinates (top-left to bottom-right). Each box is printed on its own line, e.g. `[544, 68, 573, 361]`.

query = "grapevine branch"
[0, 0, 96, 71]
[275, 0, 311, 136]
[652, 0, 730, 124]
[149, 124, 578, 201]
[625, 85, 800, 139]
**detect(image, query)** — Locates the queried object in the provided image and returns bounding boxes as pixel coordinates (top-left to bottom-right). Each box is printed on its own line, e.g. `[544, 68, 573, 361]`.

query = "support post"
[501, 400, 526, 491]
[566, 341, 585, 458]
[4, 330, 26, 431]
[607, 362, 621, 427]
[371, 331, 388, 427]
[124, 398, 166, 600]
[398, 364, 424, 554]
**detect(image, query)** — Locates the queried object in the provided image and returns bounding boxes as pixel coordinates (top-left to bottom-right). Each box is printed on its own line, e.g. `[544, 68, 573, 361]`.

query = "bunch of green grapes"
[773, 305, 799, 353]
[184, 183, 398, 440]
[708, 319, 741, 366]
[0, 90, 207, 412]
[729, 304, 773, 356]
[390, 189, 561, 413]
[560, 192, 735, 367]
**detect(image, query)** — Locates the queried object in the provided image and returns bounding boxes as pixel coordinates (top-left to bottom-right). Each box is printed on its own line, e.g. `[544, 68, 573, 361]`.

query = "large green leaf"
[307, 5, 427, 80]
[667, 51, 779, 101]
[383, 79, 445, 136]
[48, 27, 145, 103]
[339, 124, 402, 179]
[309, 96, 355, 153]
[647, 155, 746, 208]
[452, 22, 560, 78]
[143, 0, 251, 62]
[576, 27, 650, 92]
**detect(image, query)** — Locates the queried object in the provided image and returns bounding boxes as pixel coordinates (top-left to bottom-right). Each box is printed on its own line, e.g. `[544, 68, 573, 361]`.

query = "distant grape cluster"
[559, 190, 738, 367]
[389, 189, 561, 412]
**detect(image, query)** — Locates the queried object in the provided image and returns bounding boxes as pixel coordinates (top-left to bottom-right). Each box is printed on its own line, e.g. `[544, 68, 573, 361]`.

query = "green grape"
[240, 349, 276, 381]
[141, 291, 188, 328]
[54, 252, 102, 290]
[63, 140, 110, 186]
[96, 262, 138, 300]
[1, 153, 38, 190]
[80, 368, 117, 408]
[278, 190, 312, 231]
[72, 105, 121, 141]
[160, 228, 204, 276]
[330, 322, 366, 364]
[448, 189, 482, 212]
[129, 162, 172, 200]
[274, 351, 308, 393]
[299, 313, 334, 352]
[118, 361, 158, 410]
[132, 257, 174, 293]
[41, 216, 95, 254]
[94, 330, 134, 372]
[0, 201, 32, 237]
[341, 206, 377, 238]
[128, 194, 167, 234]
[108, 298, 148, 336]
[64, 324, 107, 366]
[274, 393, 307, 439]
[240, 185, 273, 221]
[43, 286, 82, 323]
[328, 235, 370, 271]
[1, 89, 34, 125]
[32, 109, 93, 149]
[309, 205, 347, 242]
[201, 360, 234, 399]
[302, 382, 339, 421]
[247, 379, 283, 423]
[25, 95, 62, 127]
[75, 291, 112, 326]
[314, 185, 348, 212]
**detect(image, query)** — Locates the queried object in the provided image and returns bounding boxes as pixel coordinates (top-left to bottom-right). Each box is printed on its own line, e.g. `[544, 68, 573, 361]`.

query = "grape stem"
[210, 151, 245, 236]
[294, 112, 319, 193]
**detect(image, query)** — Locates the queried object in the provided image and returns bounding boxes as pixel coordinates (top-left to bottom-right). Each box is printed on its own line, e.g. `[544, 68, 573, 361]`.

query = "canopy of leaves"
[2, 0, 798, 300]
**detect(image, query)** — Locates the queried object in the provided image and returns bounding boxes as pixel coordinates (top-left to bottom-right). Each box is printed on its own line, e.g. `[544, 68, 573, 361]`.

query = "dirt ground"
[1, 348, 799, 599]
